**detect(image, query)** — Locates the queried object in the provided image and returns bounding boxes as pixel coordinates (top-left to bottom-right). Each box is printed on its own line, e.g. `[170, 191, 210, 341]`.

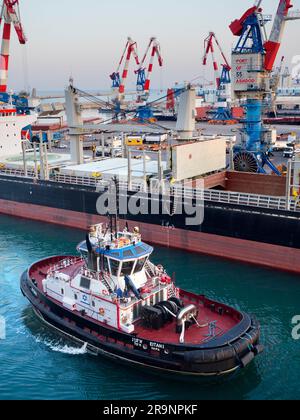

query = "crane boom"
[264, 0, 293, 71]
[136, 37, 163, 102]
[110, 37, 139, 99]
[202, 32, 231, 90]
[119, 38, 139, 95]
[0, 0, 26, 93]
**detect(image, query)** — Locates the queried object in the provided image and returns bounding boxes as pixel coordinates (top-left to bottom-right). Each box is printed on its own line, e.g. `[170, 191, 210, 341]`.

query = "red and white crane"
[136, 37, 163, 102]
[0, 0, 26, 93]
[202, 32, 231, 90]
[264, 0, 300, 71]
[110, 37, 139, 100]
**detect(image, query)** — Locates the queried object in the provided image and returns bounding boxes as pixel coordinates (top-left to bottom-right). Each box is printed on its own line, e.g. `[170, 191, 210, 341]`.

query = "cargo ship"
[0, 90, 300, 275]
[20, 222, 263, 377]
[0, 166, 300, 274]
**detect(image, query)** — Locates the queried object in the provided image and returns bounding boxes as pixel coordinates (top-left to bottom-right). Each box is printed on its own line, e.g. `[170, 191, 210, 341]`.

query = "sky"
[6, 0, 300, 92]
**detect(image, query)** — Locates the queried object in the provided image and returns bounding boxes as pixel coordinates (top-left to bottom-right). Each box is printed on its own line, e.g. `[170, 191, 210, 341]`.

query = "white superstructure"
[0, 106, 37, 157]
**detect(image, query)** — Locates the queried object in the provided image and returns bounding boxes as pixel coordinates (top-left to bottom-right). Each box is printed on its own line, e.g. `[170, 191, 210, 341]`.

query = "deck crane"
[202, 32, 233, 122]
[135, 37, 163, 103]
[230, 0, 300, 175]
[110, 37, 139, 105]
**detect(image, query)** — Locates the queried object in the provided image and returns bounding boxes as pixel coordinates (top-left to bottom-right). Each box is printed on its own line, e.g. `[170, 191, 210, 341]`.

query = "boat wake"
[17, 324, 88, 355]
[45, 341, 88, 355]
[35, 335, 88, 355]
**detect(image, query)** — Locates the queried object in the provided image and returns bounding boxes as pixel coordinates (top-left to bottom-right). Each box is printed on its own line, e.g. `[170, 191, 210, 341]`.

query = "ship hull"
[20, 270, 262, 378]
[1, 174, 300, 274]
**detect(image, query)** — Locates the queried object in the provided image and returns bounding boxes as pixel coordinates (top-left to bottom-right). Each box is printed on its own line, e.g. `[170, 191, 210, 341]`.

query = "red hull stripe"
[0, 199, 300, 275]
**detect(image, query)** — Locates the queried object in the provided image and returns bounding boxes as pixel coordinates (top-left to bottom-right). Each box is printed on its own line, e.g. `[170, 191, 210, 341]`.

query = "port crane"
[202, 31, 233, 122]
[0, 0, 26, 93]
[110, 37, 140, 106]
[230, 0, 300, 175]
[133, 37, 163, 121]
[135, 37, 163, 102]
[0, 0, 34, 115]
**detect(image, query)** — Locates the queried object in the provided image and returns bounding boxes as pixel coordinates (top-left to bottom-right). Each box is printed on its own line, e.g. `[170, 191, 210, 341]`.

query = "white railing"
[54, 173, 100, 188]
[1, 170, 299, 214]
[0, 168, 36, 178]
[47, 257, 83, 276]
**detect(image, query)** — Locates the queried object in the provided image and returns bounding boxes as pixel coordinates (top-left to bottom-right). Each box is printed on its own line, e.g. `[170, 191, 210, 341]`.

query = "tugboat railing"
[47, 257, 83, 276]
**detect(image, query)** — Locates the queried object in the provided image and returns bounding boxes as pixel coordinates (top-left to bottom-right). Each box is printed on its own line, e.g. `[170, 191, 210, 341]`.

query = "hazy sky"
[6, 0, 300, 92]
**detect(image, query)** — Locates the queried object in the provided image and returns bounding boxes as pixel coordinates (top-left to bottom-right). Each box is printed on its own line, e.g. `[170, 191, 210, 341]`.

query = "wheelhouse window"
[109, 259, 120, 276]
[80, 276, 91, 290]
[133, 257, 147, 274]
[121, 261, 135, 276]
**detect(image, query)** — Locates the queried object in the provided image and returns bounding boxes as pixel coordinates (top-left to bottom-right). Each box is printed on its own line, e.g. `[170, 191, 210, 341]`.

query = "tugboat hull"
[21, 269, 263, 378]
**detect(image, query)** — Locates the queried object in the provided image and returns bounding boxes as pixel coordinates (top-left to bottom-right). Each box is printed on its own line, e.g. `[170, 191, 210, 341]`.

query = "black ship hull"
[1, 174, 300, 273]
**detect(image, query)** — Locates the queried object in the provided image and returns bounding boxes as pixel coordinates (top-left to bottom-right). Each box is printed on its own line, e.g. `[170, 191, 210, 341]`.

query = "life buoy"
[99, 308, 105, 316]
[102, 289, 110, 297]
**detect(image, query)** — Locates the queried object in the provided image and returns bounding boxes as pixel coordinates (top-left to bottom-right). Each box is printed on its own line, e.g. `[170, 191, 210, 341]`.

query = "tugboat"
[20, 219, 263, 377]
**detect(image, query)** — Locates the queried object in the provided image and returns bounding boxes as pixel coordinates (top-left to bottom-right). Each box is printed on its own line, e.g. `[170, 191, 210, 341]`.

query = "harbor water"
[0, 214, 299, 400]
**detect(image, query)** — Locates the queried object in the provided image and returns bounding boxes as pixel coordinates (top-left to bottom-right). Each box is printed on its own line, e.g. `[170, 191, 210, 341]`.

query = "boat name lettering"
[132, 338, 165, 351]
[149, 342, 165, 350]
[132, 338, 143, 348]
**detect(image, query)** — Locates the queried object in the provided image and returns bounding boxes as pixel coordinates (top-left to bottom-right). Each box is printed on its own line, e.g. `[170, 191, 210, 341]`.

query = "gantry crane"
[230, 0, 300, 175]
[110, 37, 139, 106]
[202, 31, 233, 122]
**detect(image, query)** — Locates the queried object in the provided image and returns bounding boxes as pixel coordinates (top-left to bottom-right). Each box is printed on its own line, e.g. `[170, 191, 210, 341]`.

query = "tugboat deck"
[134, 304, 238, 346]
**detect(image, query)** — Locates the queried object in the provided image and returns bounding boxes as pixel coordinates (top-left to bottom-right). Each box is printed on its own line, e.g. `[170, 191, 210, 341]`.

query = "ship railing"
[54, 174, 99, 187]
[47, 257, 83, 276]
[51, 174, 300, 214]
[145, 260, 158, 278]
[0, 168, 36, 178]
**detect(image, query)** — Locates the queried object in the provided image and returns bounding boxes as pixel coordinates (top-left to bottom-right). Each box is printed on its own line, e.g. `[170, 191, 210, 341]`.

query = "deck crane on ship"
[202, 31, 234, 123]
[230, 0, 300, 175]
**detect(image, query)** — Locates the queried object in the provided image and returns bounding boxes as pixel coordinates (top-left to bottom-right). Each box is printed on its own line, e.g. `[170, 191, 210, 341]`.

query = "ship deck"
[134, 303, 238, 346]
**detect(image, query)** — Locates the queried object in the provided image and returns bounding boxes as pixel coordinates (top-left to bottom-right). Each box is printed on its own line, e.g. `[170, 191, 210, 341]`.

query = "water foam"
[38, 337, 88, 355]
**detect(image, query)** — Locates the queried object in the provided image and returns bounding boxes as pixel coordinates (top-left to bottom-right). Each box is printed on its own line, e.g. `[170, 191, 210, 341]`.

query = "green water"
[0, 214, 299, 400]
